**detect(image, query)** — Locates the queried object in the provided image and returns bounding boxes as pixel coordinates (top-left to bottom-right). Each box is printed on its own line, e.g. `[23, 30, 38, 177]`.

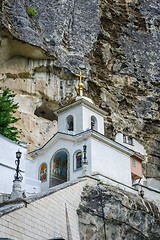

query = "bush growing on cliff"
[28, 8, 37, 18]
[99, 180, 104, 185]
[0, 88, 20, 142]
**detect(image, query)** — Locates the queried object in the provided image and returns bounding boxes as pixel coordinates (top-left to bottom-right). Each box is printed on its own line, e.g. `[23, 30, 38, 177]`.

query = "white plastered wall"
[58, 104, 104, 135]
[58, 105, 82, 134]
[33, 137, 92, 192]
[82, 105, 104, 134]
[91, 137, 132, 186]
[0, 135, 26, 194]
[24, 158, 41, 194]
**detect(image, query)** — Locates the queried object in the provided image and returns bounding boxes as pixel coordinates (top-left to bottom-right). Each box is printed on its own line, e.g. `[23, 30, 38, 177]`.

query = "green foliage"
[99, 180, 104, 185]
[28, 8, 37, 18]
[85, 184, 90, 188]
[0, 88, 20, 142]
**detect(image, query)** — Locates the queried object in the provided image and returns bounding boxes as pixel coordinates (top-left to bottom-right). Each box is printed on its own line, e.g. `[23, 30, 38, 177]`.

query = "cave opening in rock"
[34, 104, 58, 121]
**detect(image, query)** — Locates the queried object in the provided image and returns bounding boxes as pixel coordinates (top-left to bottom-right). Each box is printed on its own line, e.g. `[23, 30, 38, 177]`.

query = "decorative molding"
[54, 98, 107, 117]
[29, 130, 135, 157]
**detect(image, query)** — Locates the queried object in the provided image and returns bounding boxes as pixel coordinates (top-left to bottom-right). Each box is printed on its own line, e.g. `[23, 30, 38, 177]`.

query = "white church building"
[1, 76, 159, 205]
[27, 95, 145, 193]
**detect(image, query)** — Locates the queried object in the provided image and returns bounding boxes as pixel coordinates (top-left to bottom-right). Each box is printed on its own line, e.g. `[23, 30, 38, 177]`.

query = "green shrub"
[99, 180, 103, 185]
[0, 88, 21, 141]
[85, 184, 90, 188]
[28, 8, 37, 18]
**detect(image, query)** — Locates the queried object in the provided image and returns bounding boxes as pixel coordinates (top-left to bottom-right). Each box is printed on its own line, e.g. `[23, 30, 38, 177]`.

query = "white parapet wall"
[92, 173, 138, 194]
[145, 178, 160, 191]
[0, 135, 27, 195]
[115, 133, 147, 156]
[133, 183, 160, 210]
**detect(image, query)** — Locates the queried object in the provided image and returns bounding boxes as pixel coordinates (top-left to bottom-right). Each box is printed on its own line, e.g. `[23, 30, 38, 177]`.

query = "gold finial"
[75, 71, 86, 96]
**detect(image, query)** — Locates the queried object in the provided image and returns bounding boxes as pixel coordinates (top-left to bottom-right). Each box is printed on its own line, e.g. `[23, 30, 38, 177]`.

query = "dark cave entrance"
[34, 104, 58, 121]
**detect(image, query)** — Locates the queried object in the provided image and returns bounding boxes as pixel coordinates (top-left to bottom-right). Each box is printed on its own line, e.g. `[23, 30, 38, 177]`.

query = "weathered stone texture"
[1, 0, 100, 71]
[0, 0, 101, 153]
[77, 185, 160, 240]
[90, 0, 160, 179]
[0, 0, 160, 177]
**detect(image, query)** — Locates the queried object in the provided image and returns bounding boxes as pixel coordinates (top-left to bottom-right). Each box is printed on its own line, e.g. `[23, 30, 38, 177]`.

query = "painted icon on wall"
[39, 163, 47, 182]
[52, 156, 67, 177]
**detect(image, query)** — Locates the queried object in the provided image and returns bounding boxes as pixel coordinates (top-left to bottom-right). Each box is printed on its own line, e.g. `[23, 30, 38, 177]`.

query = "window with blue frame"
[76, 152, 82, 169]
[73, 150, 82, 171]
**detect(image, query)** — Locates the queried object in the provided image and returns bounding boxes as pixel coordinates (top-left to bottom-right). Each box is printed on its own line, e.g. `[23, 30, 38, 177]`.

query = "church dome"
[67, 95, 94, 105]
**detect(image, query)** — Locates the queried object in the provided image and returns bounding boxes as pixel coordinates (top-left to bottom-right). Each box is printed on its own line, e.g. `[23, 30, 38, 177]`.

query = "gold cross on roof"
[75, 71, 86, 96]
[75, 71, 86, 84]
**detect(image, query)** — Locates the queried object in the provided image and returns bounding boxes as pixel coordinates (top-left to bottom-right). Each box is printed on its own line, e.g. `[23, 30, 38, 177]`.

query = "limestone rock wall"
[77, 185, 160, 240]
[0, 0, 159, 177]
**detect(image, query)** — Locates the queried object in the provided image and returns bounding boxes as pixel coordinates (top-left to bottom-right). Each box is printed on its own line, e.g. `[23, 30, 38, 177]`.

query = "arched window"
[91, 116, 97, 131]
[128, 136, 133, 145]
[76, 152, 82, 169]
[66, 115, 74, 131]
[39, 163, 47, 182]
[123, 134, 134, 145]
[73, 150, 83, 171]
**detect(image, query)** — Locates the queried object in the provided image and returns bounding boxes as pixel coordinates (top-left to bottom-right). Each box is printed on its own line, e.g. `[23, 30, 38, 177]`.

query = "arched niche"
[50, 148, 70, 187]
[91, 115, 98, 131]
[66, 115, 74, 131]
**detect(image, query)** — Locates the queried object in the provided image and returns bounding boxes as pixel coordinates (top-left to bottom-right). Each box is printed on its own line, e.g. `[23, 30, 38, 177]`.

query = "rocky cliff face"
[77, 185, 160, 240]
[0, 0, 159, 178]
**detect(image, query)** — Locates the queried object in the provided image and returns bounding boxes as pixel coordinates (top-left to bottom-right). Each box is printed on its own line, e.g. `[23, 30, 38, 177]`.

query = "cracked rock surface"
[0, 0, 160, 178]
[77, 185, 160, 240]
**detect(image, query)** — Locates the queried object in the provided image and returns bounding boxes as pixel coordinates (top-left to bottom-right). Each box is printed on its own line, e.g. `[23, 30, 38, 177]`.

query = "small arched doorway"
[50, 149, 69, 187]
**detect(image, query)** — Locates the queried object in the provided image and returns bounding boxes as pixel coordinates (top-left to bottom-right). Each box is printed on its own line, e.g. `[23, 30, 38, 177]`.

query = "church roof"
[29, 129, 136, 157]
[54, 97, 107, 117]
[131, 153, 145, 161]
[0, 134, 27, 149]
[67, 95, 94, 105]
